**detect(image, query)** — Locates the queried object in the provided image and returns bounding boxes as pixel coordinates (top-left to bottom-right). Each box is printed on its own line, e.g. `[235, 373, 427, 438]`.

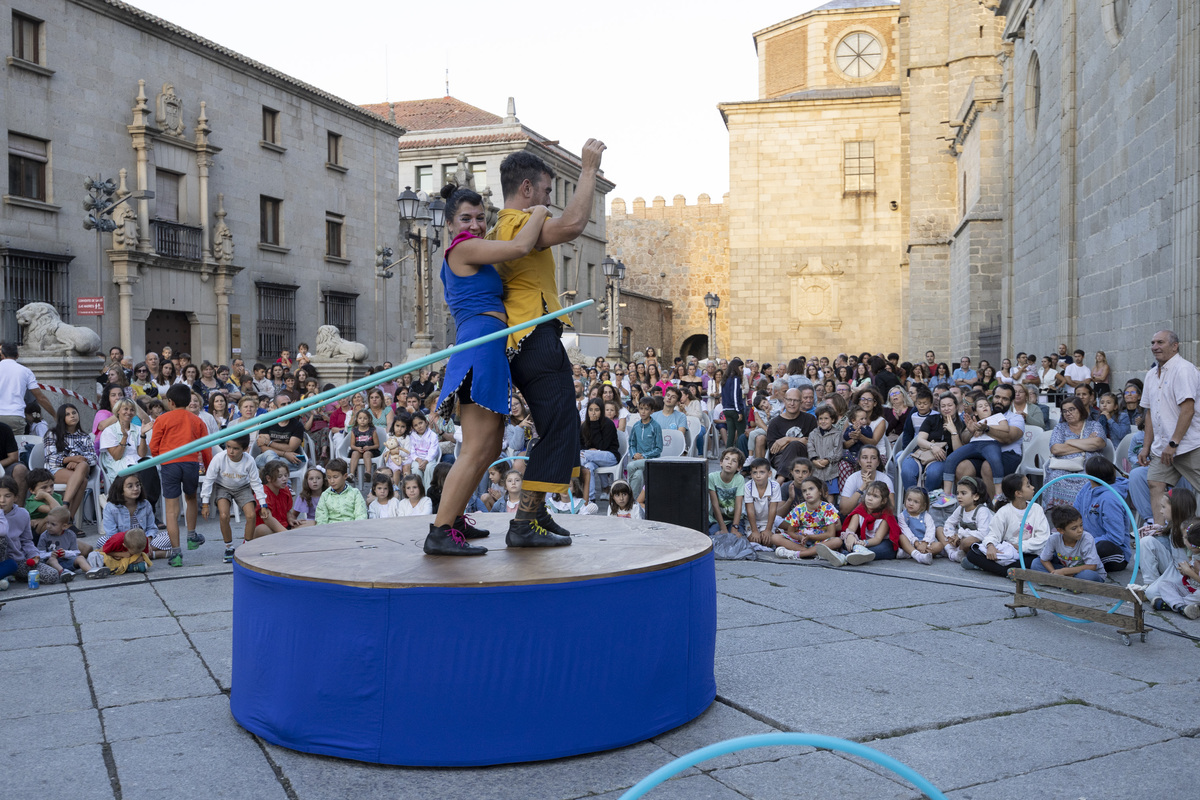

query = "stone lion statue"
[314, 325, 368, 362]
[16, 302, 102, 356]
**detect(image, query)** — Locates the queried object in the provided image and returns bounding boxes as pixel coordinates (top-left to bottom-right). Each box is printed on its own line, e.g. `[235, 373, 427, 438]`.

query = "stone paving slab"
[0, 743, 113, 800]
[80, 614, 182, 643]
[714, 592, 797, 630]
[1088, 679, 1200, 736]
[69, 582, 169, 623]
[0, 709, 104, 757]
[113, 729, 287, 800]
[818, 609, 935, 638]
[102, 694, 232, 742]
[0, 590, 71, 631]
[0, 644, 93, 720]
[884, 595, 1017, 628]
[186, 627, 233, 690]
[650, 701, 810, 770]
[177, 609, 233, 634]
[151, 573, 234, 615]
[0, 621, 78, 649]
[265, 739, 691, 800]
[589, 773, 748, 800]
[83, 633, 218, 708]
[945, 737, 1200, 799]
[712, 750, 916, 799]
[716, 618, 857, 656]
[868, 703, 1174, 791]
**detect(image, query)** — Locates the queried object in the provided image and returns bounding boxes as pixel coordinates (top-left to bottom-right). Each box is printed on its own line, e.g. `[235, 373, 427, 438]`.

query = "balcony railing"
[153, 219, 204, 261]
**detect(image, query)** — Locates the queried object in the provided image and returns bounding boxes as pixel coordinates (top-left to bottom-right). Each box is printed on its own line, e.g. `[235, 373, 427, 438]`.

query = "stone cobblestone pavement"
[2, 513, 1197, 799]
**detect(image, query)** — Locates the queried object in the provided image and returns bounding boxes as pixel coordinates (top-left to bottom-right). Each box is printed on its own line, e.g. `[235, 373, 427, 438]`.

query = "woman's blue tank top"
[440, 230, 505, 328]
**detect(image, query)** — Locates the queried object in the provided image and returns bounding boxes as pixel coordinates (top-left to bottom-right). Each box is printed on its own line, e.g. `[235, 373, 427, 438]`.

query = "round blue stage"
[230, 515, 717, 767]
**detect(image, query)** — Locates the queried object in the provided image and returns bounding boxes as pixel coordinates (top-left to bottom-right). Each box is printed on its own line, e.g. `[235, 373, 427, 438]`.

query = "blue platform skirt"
[435, 314, 510, 416]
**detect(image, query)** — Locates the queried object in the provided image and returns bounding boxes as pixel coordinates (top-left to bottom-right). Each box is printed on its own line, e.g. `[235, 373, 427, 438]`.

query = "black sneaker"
[224, 546, 236, 563]
[424, 524, 488, 556]
[506, 517, 572, 548]
[535, 510, 572, 538]
[455, 514, 490, 539]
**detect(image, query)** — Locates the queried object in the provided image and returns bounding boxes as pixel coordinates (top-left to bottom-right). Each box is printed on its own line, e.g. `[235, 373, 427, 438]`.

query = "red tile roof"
[397, 132, 530, 151]
[361, 97, 503, 132]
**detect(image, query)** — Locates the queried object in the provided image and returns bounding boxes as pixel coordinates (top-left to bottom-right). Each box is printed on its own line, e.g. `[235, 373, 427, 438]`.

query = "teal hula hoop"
[618, 733, 947, 800]
[1018, 472, 1141, 622]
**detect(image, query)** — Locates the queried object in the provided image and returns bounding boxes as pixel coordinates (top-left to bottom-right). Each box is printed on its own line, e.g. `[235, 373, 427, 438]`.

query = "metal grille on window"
[256, 282, 297, 360]
[844, 141, 875, 192]
[1, 249, 72, 345]
[322, 291, 357, 343]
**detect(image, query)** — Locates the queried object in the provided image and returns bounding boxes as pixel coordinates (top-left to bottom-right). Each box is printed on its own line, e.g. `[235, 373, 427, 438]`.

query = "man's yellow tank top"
[486, 208, 573, 352]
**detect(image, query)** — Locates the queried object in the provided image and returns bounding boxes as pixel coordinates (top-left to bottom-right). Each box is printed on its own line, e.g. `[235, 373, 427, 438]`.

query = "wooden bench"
[1006, 568, 1148, 646]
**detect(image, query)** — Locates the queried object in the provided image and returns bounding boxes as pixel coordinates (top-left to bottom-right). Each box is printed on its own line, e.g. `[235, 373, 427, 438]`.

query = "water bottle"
[27, 569, 39, 590]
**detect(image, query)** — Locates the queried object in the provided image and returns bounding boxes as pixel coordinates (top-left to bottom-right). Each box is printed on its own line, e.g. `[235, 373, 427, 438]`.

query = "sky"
[128, 0, 826, 209]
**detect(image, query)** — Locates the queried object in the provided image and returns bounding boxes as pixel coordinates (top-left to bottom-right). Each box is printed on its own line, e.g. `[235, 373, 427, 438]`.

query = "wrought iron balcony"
[153, 219, 203, 261]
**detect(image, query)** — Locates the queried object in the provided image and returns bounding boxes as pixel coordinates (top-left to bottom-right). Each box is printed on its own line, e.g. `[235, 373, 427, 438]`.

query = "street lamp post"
[602, 255, 626, 361]
[82, 175, 152, 335]
[397, 186, 445, 358]
[704, 292, 720, 359]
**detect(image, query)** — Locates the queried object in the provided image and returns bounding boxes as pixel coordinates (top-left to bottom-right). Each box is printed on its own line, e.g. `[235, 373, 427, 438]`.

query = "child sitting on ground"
[24, 468, 75, 537]
[0, 475, 59, 585]
[1140, 489, 1195, 588]
[817, 480, 896, 567]
[290, 467, 326, 528]
[548, 477, 598, 516]
[966, 473, 1046, 575]
[1072, 456, 1132, 574]
[367, 472, 403, 519]
[896, 487, 942, 565]
[253, 461, 293, 539]
[607, 480, 643, 519]
[201, 435, 268, 563]
[37, 506, 90, 581]
[487, 469, 523, 514]
[777, 458, 813, 522]
[743, 457, 781, 543]
[315, 458, 367, 523]
[774, 477, 840, 560]
[1033, 505, 1105, 583]
[1148, 519, 1200, 618]
[708, 448, 746, 535]
[944, 476, 992, 564]
[86, 527, 150, 578]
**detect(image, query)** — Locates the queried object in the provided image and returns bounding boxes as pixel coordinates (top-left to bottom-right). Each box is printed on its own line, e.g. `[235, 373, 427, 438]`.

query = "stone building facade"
[996, 0, 1200, 381]
[367, 96, 616, 352]
[1, 0, 406, 366]
[606, 194, 728, 359]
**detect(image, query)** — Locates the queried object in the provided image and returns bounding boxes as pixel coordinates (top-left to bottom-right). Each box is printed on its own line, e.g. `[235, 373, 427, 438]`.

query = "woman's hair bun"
[440, 183, 457, 200]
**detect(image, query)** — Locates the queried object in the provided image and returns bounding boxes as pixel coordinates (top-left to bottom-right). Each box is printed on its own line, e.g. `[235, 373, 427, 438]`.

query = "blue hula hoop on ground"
[1017, 473, 1141, 623]
[618, 733, 947, 800]
[487, 455, 578, 513]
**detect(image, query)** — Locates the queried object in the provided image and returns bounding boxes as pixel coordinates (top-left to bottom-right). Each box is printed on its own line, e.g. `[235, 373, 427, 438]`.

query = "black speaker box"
[645, 457, 709, 533]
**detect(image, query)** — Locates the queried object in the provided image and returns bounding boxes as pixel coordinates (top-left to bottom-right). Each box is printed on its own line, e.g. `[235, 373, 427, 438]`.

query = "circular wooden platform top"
[234, 514, 713, 589]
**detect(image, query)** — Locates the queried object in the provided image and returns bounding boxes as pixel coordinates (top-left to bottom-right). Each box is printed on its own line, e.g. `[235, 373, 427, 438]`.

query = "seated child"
[86, 527, 150, 578]
[1147, 518, 1200, 618]
[347, 410, 380, 483]
[37, 506, 90, 581]
[607, 480, 643, 519]
[965, 473, 1043, 575]
[24, 468, 70, 536]
[289, 467, 326, 528]
[254, 461, 294, 538]
[367, 471, 404, 519]
[487, 469, 524, 514]
[396, 474, 433, 516]
[200, 435, 268, 563]
[1033, 505, 1105, 583]
[777, 458, 813, 523]
[472, 465, 505, 513]
[816, 480, 896, 567]
[1072, 456, 1132, 573]
[315, 459, 368, 523]
[548, 477, 598, 516]
[896, 487, 942, 565]
[99, 473, 170, 560]
[944, 476, 993, 564]
[382, 416, 411, 486]
[774, 477, 840, 560]
[742, 458, 781, 543]
[0, 475, 59, 585]
[707, 448, 746, 535]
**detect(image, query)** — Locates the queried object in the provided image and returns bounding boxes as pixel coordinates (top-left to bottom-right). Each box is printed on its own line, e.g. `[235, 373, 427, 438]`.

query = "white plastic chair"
[685, 417, 702, 456]
[593, 429, 628, 499]
[1017, 428, 1053, 483]
[1114, 433, 1134, 475]
[659, 429, 687, 459]
[890, 437, 919, 500]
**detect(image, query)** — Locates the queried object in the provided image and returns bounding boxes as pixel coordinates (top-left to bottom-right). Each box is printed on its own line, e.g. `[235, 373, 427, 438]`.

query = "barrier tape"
[37, 383, 101, 411]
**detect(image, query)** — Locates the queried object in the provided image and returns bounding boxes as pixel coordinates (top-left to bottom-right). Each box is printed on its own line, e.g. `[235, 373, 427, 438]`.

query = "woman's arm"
[449, 207, 551, 272]
[862, 418, 885, 446]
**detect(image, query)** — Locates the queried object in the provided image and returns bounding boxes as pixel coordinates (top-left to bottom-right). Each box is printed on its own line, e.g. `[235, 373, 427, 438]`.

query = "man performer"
[489, 140, 606, 547]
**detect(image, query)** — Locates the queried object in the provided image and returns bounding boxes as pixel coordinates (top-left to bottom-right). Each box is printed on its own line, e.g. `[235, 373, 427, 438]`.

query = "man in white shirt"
[1138, 330, 1200, 515]
[954, 384, 1025, 486]
[0, 343, 56, 434]
[1061, 349, 1092, 396]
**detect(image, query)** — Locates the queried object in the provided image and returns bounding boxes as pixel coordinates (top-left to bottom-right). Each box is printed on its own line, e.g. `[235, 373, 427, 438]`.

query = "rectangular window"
[561, 254, 572, 297]
[470, 161, 487, 189]
[586, 263, 595, 299]
[322, 290, 357, 342]
[327, 132, 342, 166]
[325, 212, 344, 259]
[1, 247, 71, 345]
[844, 140, 875, 193]
[416, 165, 433, 194]
[7, 133, 47, 201]
[11, 12, 41, 64]
[441, 163, 456, 187]
[260, 195, 282, 245]
[255, 282, 297, 360]
[262, 107, 280, 144]
[154, 170, 181, 221]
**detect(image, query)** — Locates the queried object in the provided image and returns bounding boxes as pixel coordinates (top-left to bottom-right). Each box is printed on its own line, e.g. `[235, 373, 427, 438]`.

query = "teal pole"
[118, 300, 594, 477]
